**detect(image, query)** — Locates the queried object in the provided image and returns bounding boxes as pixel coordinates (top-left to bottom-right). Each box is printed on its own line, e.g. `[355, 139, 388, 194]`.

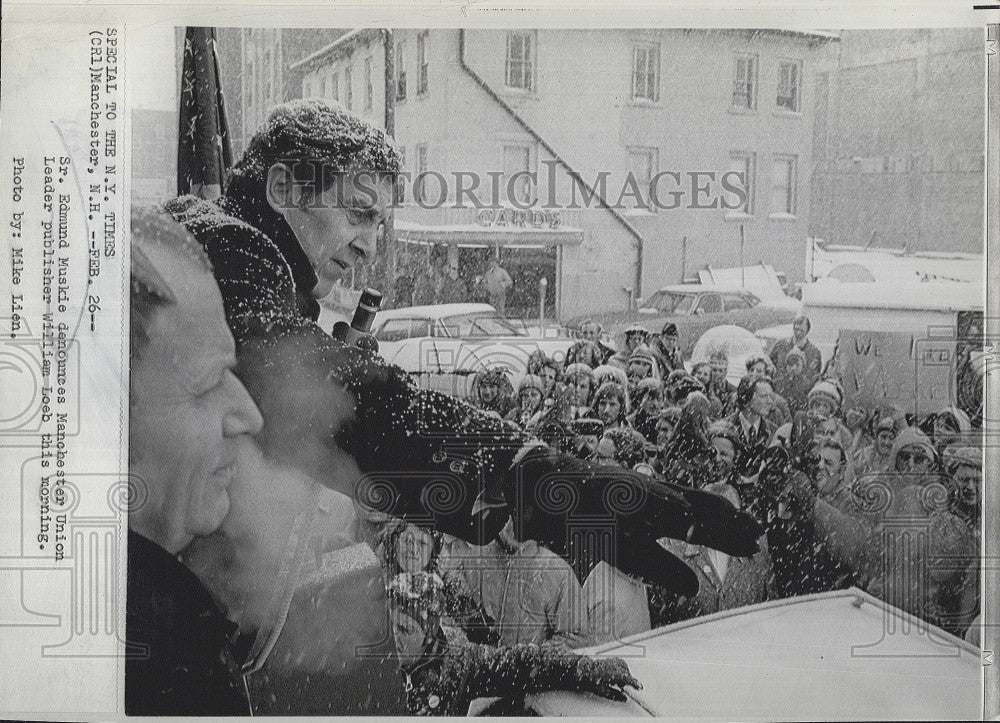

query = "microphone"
[332, 288, 382, 353]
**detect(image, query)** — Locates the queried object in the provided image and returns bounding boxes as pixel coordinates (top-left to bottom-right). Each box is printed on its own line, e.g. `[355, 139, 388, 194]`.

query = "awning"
[394, 220, 584, 248]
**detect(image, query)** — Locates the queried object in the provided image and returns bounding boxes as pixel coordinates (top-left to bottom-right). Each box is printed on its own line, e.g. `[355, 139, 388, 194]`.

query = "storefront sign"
[476, 207, 561, 229]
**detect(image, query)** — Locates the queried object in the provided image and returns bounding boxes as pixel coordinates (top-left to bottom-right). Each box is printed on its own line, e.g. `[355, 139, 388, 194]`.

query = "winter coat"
[125, 530, 251, 715]
[770, 337, 822, 376]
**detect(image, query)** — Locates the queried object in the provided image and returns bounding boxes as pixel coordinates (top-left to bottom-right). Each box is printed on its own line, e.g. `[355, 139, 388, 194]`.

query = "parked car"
[473, 588, 981, 719]
[567, 284, 801, 357]
[351, 303, 575, 398]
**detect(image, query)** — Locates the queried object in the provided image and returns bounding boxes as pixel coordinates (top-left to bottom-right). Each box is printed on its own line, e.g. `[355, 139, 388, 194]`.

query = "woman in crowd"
[469, 367, 515, 419]
[745, 355, 790, 427]
[852, 414, 899, 478]
[563, 362, 596, 420]
[929, 405, 972, 457]
[707, 420, 745, 489]
[628, 377, 665, 443]
[507, 374, 547, 431]
[593, 381, 631, 431]
[626, 345, 662, 392]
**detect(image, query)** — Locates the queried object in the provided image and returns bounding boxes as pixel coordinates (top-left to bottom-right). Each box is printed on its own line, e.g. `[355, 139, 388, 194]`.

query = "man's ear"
[265, 163, 299, 214]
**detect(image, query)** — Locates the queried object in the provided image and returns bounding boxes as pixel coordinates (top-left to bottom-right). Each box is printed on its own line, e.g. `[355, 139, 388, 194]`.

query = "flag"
[178, 27, 232, 199]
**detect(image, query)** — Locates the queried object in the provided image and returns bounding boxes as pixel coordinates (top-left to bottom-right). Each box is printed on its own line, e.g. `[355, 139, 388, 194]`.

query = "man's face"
[817, 447, 844, 488]
[278, 172, 393, 299]
[396, 525, 434, 574]
[712, 437, 736, 476]
[581, 323, 600, 342]
[479, 383, 499, 403]
[747, 361, 768, 381]
[539, 366, 557, 393]
[749, 382, 773, 417]
[598, 397, 621, 425]
[875, 428, 895, 455]
[520, 387, 542, 410]
[625, 331, 646, 352]
[655, 419, 675, 447]
[809, 397, 835, 421]
[951, 463, 980, 511]
[641, 390, 663, 416]
[571, 377, 592, 405]
[130, 248, 264, 554]
[793, 318, 809, 342]
[815, 418, 839, 446]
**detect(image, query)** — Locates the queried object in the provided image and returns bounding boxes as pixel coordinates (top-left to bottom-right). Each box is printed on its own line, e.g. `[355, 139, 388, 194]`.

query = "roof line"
[289, 28, 380, 70]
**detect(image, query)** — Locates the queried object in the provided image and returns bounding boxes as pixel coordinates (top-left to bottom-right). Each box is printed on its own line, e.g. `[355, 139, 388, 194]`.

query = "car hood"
[523, 588, 981, 719]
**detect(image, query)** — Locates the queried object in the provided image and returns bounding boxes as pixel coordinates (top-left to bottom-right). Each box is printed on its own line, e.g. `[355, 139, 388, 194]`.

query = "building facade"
[289, 28, 836, 318]
[810, 28, 984, 254]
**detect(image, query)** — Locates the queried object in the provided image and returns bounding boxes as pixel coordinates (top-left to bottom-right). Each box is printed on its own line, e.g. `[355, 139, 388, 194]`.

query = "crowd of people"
[125, 96, 982, 717]
[461, 315, 982, 638]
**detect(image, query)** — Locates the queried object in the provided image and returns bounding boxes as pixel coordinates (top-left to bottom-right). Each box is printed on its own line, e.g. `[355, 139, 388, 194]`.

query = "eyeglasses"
[897, 450, 930, 466]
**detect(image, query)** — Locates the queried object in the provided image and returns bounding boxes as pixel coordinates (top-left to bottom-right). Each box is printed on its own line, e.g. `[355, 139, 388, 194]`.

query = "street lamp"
[539, 276, 548, 321]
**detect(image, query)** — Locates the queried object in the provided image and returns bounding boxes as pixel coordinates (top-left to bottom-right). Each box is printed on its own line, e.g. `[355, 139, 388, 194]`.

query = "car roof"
[524, 588, 981, 719]
[376, 303, 497, 322]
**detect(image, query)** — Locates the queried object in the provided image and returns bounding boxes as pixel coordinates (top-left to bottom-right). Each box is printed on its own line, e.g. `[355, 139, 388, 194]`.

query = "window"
[770, 155, 798, 216]
[364, 57, 373, 111]
[728, 151, 755, 215]
[331, 72, 339, 102]
[263, 49, 274, 105]
[777, 60, 801, 112]
[632, 44, 659, 101]
[502, 144, 534, 206]
[695, 293, 723, 314]
[375, 318, 432, 343]
[344, 65, 353, 110]
[721, 293, 751, 311]
[414, 143, 428, 204]
[628, 146, 658, 210]
[733, 54, 757, 109]
[505, 32, 533, 91]
[417, 31, 429, 95]
[395, 41, 407, 100]
[303, 78, 315, 98]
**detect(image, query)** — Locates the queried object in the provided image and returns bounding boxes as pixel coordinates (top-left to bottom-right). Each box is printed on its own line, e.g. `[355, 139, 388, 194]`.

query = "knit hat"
[942, 443, 982, 471]
[593, 364, 628, 389]
[661, 322, 679, 338]
[628, 344, 660, 373]
[624, 323, 650, 336]
[563, 363, 595, 383]
[875, 415, 899, 434]
[891, 426, 937, 464]
[635, 377, 664, 395]
[785, 346, 805, 362]
[808, 379, 843, 412]
[517, 374, 545, 394]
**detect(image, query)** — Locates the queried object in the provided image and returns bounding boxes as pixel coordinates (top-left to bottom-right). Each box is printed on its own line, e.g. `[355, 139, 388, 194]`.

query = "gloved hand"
[573, 655, 643, 702]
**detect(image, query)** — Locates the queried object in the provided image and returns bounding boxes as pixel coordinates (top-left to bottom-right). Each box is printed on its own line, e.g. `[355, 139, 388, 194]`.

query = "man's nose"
[223, 374, 264, 437]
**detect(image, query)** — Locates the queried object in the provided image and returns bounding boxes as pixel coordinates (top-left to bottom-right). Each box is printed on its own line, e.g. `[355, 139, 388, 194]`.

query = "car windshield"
[440, 313, 527, 338]
[644, 291, 697, 316]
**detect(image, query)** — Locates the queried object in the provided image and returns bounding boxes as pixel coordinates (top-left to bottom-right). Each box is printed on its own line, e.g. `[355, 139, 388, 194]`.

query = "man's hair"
[130, 208, 213, 363]
[603, 427, 647, 469]
[795, 315, 811, 333]
[736, 375, 770, 410]
[225, 99, 402, 207]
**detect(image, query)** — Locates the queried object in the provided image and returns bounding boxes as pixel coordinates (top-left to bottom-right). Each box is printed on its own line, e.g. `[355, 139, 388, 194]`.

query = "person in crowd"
[813, 441, 857, 510]
[628, 378, 664, 443]
[770, 315, 822, 376]
[707, 420, 745, 489]
[706, 349, 738, 417]
[652, 405, 683, 473]
[691, 361, 712, 388]
[773, 346, 818, 417]
[655, 482, 773, 626]
[436, 261, 470, 304]
[608, 323, 651, 370]
[806, 378, 844, 422]
[745, 355, 789, 427]
[842, 404, 870, 457]
[726, 376, 776, 480]
[814, 415, 853, 457]
[470, 367, 516, 418]
[507, 374, 547, 431]
[537, 357, 561, 400]
[593, 426, 648, 470]
[930, 405, 973, 457]
[439, 520, 591, 649]
[626, 344, 662, 393]
[942, 443, 981, 530]
[852, 414, 900, 478]
[126, 210, 265, 715]
[563, 362, 596, 420]
[411, 264, 436, 306]
[660, 393, 717, 489]
[650, 322, 685, 378]
[483, 257, 513, 315]
[593, 381, 631, 431]
[565, 320, 614, 368]
[570, 418, 604, 461]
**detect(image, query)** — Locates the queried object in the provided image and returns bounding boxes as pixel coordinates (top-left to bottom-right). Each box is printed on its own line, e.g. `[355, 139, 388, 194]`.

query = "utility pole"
[383, 29, 397, 305]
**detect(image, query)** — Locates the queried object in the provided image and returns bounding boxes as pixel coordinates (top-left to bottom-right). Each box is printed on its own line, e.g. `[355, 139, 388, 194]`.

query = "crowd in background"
[379, 313, 983, 672]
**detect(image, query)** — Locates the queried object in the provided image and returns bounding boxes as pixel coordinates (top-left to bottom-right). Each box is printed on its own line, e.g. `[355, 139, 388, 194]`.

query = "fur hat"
[517, 374, 545, 394]
[891, 426, 937, 464]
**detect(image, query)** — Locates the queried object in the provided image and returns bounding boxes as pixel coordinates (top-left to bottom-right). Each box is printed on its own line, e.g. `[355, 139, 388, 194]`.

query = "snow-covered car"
[567, 284, 801, 357]
[365, 303, 576, 398]
[474, 588, 982, 719]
